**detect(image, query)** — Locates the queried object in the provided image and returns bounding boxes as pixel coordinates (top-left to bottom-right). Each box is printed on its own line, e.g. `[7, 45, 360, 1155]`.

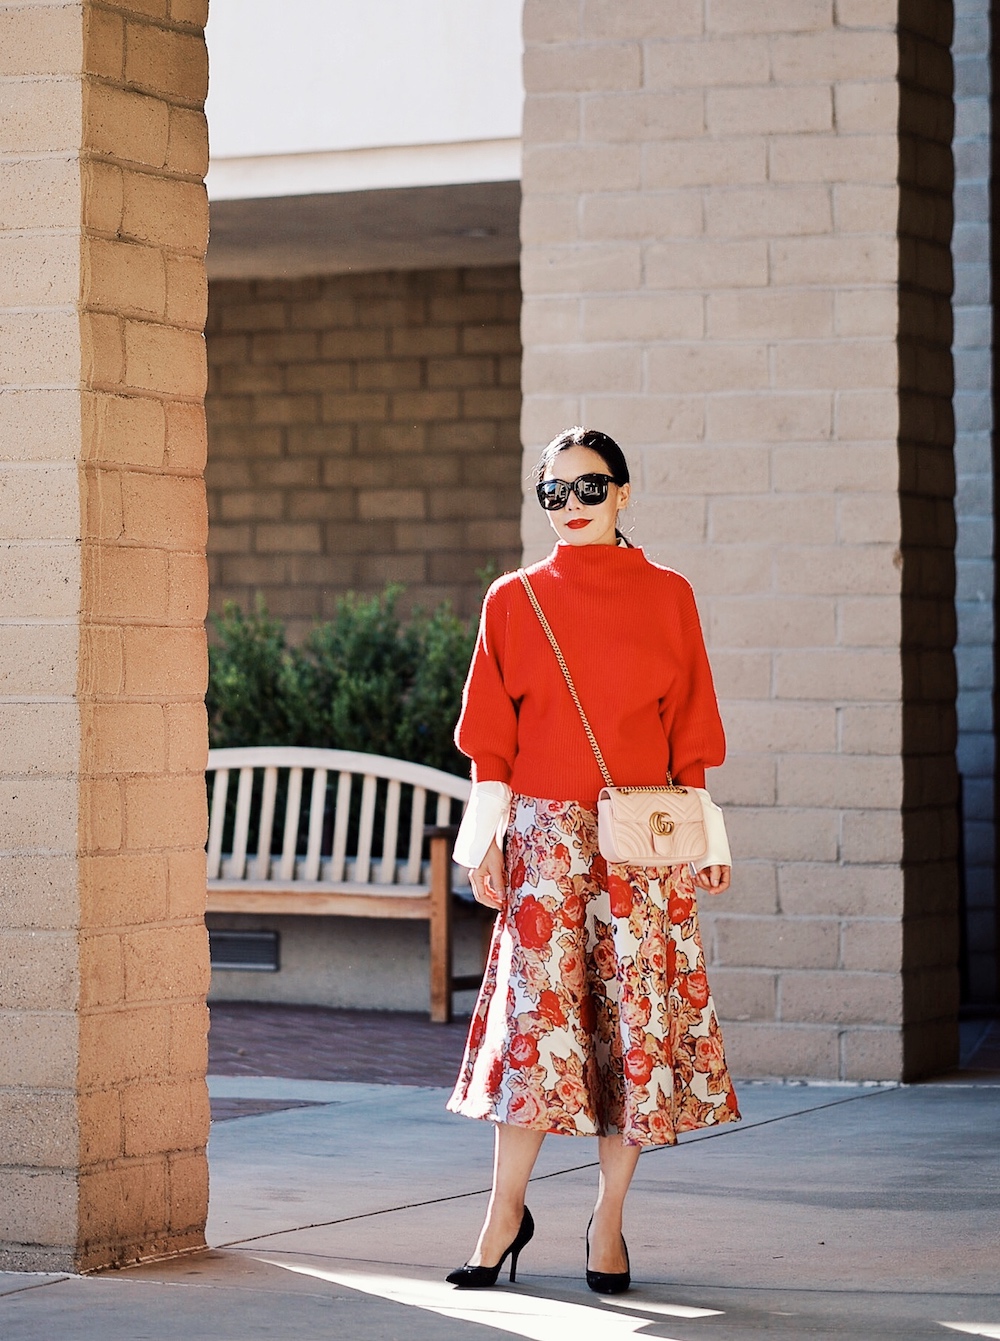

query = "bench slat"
[209, 878, 429, 896]
[207, 886, 433, 920]
[378, 778, 401, 885]
[252, 765, 279, 881]
[229, 767, 255, 879]
[279, 767, 303, 881]
[405, 786, 426, 884]
[207, 768, 229, 879]
[354, 774, 377, 884]
[435, 791, 451, 827]
[329, 770, 351, 881]
[304, 768, 327, 881]
[208, 746, 471, 800]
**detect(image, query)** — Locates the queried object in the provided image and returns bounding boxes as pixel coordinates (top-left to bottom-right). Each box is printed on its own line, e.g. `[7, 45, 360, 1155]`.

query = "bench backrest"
[207, 746, 471, 887]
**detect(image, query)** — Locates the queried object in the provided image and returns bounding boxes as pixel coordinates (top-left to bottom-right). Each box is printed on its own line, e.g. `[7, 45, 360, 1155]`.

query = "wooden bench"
[205, 746, 477, 1022]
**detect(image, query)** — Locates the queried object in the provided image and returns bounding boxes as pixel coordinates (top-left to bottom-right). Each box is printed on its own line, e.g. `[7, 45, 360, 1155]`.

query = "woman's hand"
[694, 864, 730, 895]
[470, 839, 506, 911]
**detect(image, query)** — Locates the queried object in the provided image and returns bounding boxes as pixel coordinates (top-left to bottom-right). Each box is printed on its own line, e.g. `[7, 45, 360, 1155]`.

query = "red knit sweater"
[455, 543, 725, 805]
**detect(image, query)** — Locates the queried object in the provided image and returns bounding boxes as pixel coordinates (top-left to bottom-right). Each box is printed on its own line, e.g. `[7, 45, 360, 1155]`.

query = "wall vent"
[209, 929, 280, 972]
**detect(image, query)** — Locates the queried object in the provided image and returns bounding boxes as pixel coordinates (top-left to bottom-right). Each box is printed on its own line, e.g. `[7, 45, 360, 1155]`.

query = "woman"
[445, 427, 739, 1293]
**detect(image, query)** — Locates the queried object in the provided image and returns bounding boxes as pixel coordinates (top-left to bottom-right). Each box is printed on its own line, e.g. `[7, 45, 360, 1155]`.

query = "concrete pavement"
[2, 1069, 998, 1340]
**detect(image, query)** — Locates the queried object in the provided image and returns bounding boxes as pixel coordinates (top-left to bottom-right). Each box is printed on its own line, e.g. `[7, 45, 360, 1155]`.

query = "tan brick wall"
[520, 0, 959, 1080]
[0, 0, 210, 1271]
[205, 267, 523, 637]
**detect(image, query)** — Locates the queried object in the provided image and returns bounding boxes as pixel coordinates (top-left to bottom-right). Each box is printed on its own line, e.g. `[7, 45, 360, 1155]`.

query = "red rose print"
[508, 1032, 540, 1069]
[668, 889, 694, 923]
[508, 1087, 546, 1126]
[639, 930, 667, 976]
[624, 1046, 654, 1085]
[554, 1072, 588, 1114]
[538, 843, 571, 881]
[592, 936, 617, 981]
[666, 937, 677, 982]
[509, 857, 526, 891]
[487, 1055, 504, 1096]
[558, 948, 586, 998]
[621, 993, 652, 1030]
[514, 895, 554, 951]
[608, 874, 633, 919]
[468, 1009, 487, 1053]
[539, 989, 566, 1026]
[560, 890, 585, 928]
[646, 1108, 674, 1143]
[591, 853, 608, 884]
[695, 1034, 725, 1074]
[679, 969, 710, 1010]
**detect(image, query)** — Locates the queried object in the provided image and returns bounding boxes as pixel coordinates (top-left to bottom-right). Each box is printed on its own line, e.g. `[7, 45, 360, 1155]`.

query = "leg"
[588, 1135, 642, 1272]
[467, 1122, 546, 1266]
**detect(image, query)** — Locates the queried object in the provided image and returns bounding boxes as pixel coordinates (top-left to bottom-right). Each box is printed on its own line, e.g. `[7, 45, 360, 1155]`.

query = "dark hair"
[533, 426, 630, 486]
[533, 426, 632, 545]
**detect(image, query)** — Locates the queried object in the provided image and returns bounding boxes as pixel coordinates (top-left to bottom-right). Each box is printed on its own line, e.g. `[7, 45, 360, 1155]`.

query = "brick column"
[0, 1, 210, 1270]
[520, 0, 959, 1079]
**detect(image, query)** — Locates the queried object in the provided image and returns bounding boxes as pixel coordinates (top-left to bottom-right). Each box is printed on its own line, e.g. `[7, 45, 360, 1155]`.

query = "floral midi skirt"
[448, 795, 740, 1147]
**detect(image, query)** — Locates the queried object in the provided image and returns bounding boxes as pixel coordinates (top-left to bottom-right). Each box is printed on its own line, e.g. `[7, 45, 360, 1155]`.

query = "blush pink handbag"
[519, 573, 708, 867]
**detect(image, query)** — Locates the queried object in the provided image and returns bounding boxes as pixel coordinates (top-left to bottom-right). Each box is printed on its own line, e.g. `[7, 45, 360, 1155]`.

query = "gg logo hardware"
[649, 812, 675, 838]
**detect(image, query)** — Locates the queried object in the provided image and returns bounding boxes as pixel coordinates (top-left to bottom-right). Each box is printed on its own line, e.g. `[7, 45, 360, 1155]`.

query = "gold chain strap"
[518, 571, 617, 789]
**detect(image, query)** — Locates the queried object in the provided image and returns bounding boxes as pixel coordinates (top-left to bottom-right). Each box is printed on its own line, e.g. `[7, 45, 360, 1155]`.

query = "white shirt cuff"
[691, 788, 731, 872]
[453, 781, 513, 869]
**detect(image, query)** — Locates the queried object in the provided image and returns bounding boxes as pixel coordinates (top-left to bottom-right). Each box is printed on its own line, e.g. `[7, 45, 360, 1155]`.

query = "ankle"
[587, 1213, 629, 1275]
[471, 1203, 525, 1262]
[590, 1203, 623, 1232]
[488, 1198, 525, 1228]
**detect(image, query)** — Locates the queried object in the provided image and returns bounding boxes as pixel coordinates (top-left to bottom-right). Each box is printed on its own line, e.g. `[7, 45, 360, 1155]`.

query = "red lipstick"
[565, 518, 590, 529]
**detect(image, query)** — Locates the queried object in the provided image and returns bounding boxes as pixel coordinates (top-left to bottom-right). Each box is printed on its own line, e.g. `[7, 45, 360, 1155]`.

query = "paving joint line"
[0, 1276, 72, 1298]
[216, 1085, 900, 1250]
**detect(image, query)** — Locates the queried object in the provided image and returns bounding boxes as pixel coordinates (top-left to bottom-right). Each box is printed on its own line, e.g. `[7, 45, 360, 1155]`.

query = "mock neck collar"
[547, 540, 647, 571]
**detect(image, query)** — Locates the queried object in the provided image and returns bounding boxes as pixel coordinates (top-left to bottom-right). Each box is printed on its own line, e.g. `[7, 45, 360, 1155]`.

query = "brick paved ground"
[208, 1003, 999, 1123]
[209, 1002, 471, 1088]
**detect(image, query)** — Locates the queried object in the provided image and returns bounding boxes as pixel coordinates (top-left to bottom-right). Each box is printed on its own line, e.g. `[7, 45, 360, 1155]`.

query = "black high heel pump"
[585, 1214, 631, 1294]
[446, 1207, 535, 1288]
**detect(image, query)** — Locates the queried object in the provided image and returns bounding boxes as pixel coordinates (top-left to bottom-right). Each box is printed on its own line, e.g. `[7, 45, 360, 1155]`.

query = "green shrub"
[285, 586, 418, 758]
[206, 587, 477, 775]
[399, 600, 479, 773]
[205, 598, 296, 749]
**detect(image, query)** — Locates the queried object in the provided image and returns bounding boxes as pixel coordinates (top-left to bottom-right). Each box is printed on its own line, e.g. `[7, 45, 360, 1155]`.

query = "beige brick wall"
[0, 0, 210, 1271]
[520, 0, 959, 1080]
[205, 266, 523, 637]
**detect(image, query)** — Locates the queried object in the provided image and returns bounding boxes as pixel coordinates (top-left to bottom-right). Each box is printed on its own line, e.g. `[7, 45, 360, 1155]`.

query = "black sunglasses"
[536, 473, 616, 511]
